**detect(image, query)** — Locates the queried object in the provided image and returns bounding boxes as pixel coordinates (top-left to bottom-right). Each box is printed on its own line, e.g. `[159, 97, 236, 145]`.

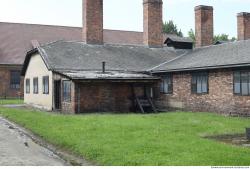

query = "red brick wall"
[82, 0, 103, 44]
[237, 12, 250, 40]
[0, 67, 23, 98]
[157, 69, 250, 116]
[143, 0, 163, 47]
[72, 82, 146, 113]
[195, 5, 213, 47]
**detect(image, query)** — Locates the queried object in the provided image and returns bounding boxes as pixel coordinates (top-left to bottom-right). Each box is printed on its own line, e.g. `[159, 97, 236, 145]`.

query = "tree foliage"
[163, 20, 183, 37]
[187, 29, 237, 43]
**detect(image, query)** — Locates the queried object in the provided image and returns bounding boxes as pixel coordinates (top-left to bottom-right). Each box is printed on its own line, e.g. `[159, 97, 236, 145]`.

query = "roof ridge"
[194, 39, 250, 50]
[148, 50, 190, 72]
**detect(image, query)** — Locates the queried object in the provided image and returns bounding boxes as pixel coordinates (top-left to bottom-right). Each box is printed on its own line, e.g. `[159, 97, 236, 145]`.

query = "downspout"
[77, 84, 81, 113]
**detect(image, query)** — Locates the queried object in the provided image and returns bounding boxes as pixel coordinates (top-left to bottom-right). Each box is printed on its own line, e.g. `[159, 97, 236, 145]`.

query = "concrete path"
[0, 117, 66, 166]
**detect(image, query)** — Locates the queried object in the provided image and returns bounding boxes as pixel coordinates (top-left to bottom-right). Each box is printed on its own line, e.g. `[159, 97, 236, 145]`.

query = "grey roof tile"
[152, 40, 250, 72]
[37, 41, 184, 73]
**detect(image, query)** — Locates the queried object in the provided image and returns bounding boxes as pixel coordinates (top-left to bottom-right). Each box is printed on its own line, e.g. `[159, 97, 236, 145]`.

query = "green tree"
[188, 29, 237, 44]
[188, 29, 195, 42]
[163, 20, 183, 37]
[213, 34, 229, 42]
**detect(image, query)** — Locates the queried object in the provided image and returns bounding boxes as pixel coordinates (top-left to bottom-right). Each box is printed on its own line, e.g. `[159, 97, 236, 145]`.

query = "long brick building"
[20, 0, 250, 116]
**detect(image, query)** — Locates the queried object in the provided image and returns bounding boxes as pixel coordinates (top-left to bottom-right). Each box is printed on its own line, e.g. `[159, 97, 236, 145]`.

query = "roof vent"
[102, 61, 106, 73]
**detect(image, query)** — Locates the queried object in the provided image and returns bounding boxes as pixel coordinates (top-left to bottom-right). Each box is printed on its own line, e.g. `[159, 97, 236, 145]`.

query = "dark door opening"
[54, 80, 61, 110]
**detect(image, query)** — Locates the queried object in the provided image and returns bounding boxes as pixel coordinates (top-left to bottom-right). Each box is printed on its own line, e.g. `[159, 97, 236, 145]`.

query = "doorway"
[54, 80, 61, 110]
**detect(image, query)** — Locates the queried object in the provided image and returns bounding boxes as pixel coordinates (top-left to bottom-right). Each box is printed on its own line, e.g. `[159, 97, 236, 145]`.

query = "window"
[160, 75, 173, 94]
[234, 71, 250, 96]
[63, 81, 71, 102]
[33, 77, 38, 94]
[43, 76, 49, 94]
[10, 71, 21, 89]
[191, 72, 208, 94]
[26, 79, 30, 94]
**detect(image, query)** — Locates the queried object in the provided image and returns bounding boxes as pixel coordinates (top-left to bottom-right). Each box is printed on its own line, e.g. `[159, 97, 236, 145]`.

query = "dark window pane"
[241, 72, 249, 95]
[202, 75, 208, 93]
[234, 72, 241, 94]
[43, 76, 49, 94]
[10, 71, 21, 89]
[26, 79, 30, 94]
[197, 76, 202, 93]
[63, 81, 71, 102]
[191, 75, 197, 93]
[33, 78, 38, 94]
[161, 75, 173, 94]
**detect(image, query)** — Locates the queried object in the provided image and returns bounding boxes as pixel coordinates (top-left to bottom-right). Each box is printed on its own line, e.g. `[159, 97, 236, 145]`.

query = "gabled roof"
[152, 40, 250, 73]
[21, 41, 186, 77]
[164, 34, 193, 43]
[0, 22, 143, 65]
[0, 22, 189, 66]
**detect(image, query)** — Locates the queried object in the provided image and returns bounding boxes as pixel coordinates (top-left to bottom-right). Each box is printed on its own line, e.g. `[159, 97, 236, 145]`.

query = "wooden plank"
[147, 96, 157, 113]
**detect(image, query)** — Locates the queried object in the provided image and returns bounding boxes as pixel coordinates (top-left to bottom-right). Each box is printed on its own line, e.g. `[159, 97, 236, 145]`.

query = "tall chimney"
[143, 0, 163, 48]
[195, 5, 214, 47]
[82, 0, 103, 44]
[237, 12, 250, 41]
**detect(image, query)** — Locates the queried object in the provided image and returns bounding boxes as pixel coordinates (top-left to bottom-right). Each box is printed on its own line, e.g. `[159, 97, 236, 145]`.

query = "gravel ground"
[0, 117, 66, 166]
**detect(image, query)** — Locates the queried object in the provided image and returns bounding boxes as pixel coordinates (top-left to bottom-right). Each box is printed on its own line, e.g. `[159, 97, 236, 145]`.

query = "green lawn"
[0, 107, 250, 166]
[0, 99, 23, 105]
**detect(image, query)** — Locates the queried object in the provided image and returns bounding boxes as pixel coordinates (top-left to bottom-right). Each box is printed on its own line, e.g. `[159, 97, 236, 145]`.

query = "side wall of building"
[156, 69, 250, 115]
[0, 66, 23, 98]
[63, 82, 147, 114]
[24, 54, 53, 110]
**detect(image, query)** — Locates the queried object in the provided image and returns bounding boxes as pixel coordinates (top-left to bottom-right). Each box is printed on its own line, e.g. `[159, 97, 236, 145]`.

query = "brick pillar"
[237, 12, 250, 41]
[195, 5, 214, 48]
[82, 0, 103, 44]
[143, 0, 163, 48]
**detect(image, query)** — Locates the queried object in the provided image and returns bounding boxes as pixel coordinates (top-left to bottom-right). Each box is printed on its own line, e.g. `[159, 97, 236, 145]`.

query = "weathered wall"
[72, 82, 146, 113]
[156, 69, 250, 116]
[24, 53, 53, 110]
[0, 66, 23, 98]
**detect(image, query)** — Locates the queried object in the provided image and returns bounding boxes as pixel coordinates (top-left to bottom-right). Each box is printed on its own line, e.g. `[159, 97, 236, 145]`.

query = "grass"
[0, 99, 23, 105]
[0, 107, 250, 166]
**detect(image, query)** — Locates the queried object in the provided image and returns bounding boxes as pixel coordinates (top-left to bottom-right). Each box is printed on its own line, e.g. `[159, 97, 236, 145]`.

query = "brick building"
[153, 6, 250, 116]
[19, 1, 250, 115]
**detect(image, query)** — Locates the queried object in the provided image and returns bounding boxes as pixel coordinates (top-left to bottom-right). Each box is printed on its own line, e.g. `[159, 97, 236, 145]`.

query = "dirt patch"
[205, 134, 250, 147]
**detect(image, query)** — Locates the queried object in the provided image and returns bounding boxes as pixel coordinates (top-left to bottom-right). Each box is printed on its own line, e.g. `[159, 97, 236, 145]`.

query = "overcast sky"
[0, 0, 250, 37]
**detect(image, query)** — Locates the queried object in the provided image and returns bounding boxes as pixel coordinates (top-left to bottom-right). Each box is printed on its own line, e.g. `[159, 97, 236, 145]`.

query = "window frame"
[62, 80, 71, 102]
[33, 77, 39, 94]
[233, 71, 250, 96]
[42, 76, 49, 94]
[160, 74, 173, 94]
[191, 72, 209, 95]
[10, 70, 21, 90]
[26, 79, 30, 94]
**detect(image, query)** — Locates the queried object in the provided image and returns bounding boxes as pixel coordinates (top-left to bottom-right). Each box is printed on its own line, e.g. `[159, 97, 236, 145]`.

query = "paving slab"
[0, 117, 66, 166]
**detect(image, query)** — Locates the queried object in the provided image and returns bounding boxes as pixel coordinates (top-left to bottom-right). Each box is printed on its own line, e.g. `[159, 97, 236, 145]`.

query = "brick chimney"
[195, 5, 214, 47]
[143, 0, 163, 48]
[82, 0, 103, 44]
[237, 12, 250, 40]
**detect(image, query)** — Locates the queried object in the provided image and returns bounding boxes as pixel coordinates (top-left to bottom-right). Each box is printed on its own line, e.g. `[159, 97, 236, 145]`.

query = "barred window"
[26, 79, 30, 94]
[43, 76, 49, 94]
[234, 71, 250, 96]
[160, 75, 173, 94]
[10, 71, 21, 89]
[63, 81, 71, 102]
[191, 72, 208, 94]
[33, 77, 39, 94]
